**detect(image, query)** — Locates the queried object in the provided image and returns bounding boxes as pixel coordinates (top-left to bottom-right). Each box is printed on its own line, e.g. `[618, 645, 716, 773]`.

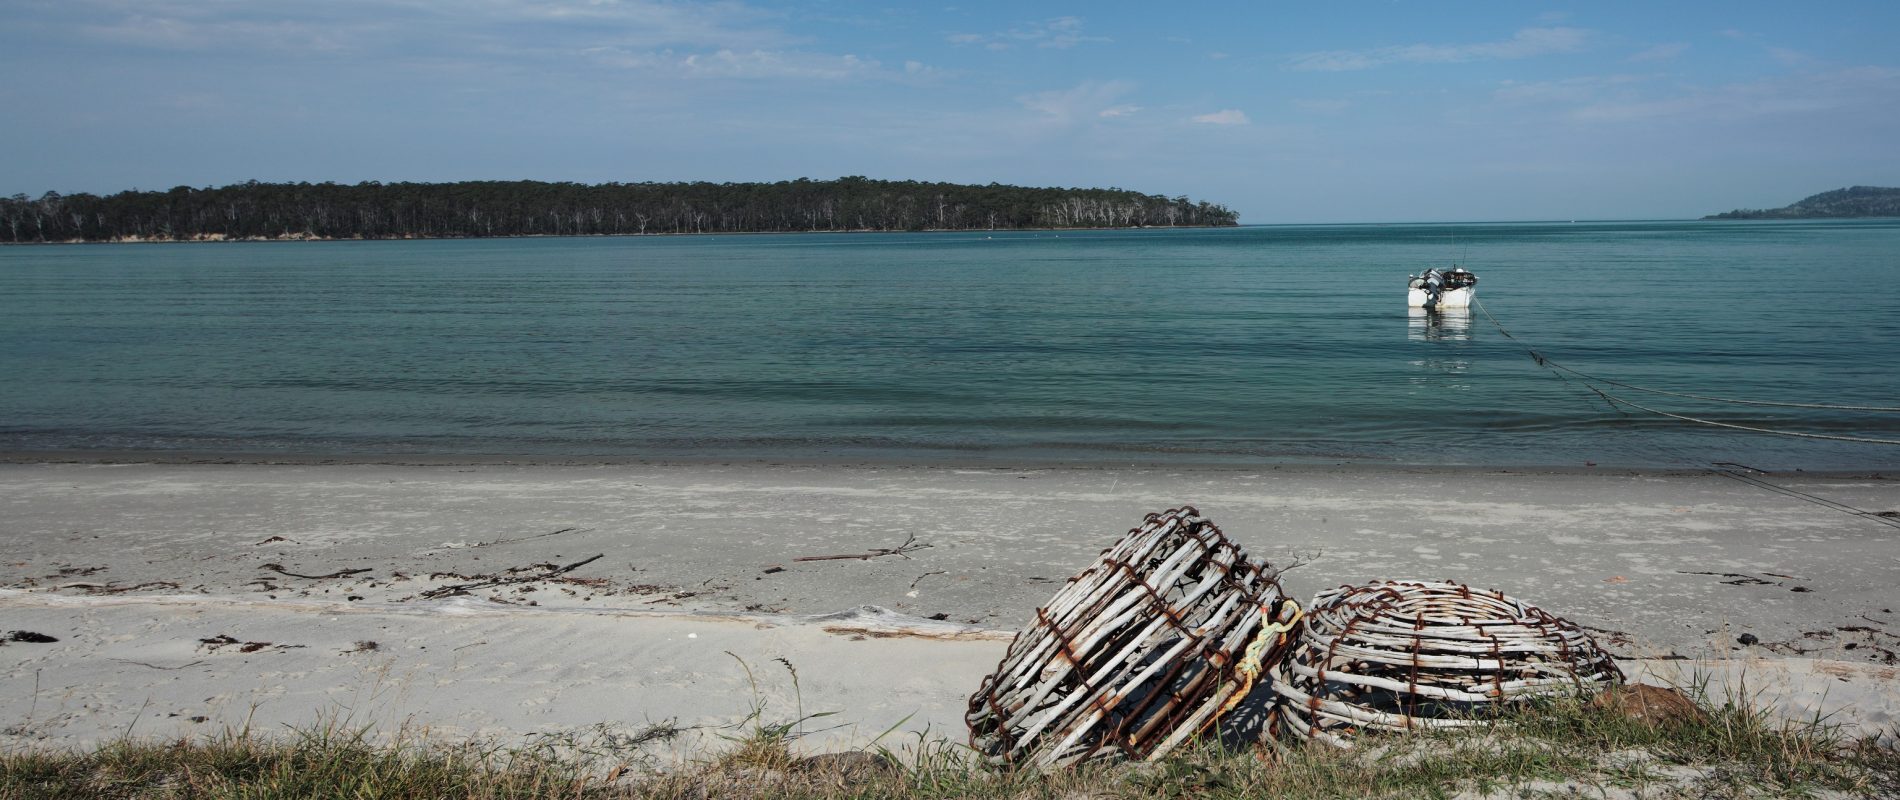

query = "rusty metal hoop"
[966, 507, 1295, 767]
[1269, 580, 1621, 748]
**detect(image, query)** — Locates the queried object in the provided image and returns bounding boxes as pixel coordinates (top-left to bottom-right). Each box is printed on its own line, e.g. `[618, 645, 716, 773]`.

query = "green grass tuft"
[4, 688, 1896, 799]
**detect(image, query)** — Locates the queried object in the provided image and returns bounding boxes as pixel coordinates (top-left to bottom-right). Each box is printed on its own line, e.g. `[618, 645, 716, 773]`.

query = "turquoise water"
[3, 221, 1897, 469]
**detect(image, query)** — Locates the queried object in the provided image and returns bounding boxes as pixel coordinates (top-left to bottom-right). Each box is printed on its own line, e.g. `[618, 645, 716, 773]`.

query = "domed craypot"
[1269, 580, 1622, 747]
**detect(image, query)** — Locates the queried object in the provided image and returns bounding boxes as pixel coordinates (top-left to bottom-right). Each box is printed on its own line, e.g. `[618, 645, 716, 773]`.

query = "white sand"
[3, 462, 1897, 754]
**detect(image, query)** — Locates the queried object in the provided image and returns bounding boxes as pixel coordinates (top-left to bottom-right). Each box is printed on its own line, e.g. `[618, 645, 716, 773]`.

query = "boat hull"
[1407, 287, 1474, 308]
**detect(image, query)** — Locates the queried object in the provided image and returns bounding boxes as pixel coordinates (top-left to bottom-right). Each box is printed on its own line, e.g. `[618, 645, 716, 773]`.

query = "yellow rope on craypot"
[1205, 597, 1304, 729]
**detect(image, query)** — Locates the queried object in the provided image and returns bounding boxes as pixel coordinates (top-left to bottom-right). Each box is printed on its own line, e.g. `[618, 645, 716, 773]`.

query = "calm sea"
[3, 221, 1897, 470]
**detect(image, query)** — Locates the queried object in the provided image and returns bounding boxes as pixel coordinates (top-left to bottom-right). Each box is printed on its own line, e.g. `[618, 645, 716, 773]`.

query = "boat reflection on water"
[1406, 307, 1471, 342]
[1407, 307, 1473, 392]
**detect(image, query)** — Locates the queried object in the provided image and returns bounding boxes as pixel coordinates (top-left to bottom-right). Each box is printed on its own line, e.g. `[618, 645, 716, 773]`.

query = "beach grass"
[4, 687, 1896, 799]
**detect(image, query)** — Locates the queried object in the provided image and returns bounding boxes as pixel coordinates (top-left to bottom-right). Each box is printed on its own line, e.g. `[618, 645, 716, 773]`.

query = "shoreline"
[0, 223, 1239, 246]
[5, 460, 1897, 752]
[2, 447, 1890, 479]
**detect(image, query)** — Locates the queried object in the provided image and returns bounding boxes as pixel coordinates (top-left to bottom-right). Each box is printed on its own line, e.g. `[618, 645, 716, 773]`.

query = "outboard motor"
[1419, 268, 1446, 309]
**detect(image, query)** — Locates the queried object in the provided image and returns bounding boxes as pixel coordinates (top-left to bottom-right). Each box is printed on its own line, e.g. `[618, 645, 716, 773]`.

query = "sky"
[3, 1, 1897, 223]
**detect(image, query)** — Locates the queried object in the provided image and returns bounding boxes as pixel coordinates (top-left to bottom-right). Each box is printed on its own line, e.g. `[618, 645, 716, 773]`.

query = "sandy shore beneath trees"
[3, 462, 1897, 758]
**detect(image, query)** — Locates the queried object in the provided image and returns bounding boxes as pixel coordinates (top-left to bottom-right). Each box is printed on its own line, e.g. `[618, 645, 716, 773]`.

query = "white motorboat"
[1407, 266, 1477, 309]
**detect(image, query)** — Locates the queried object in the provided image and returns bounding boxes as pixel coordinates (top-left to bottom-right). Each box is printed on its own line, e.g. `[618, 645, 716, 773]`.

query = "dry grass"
[4, 687, 1896, 799]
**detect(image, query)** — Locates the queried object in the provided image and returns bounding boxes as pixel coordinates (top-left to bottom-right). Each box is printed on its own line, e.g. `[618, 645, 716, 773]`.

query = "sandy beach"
[3, 461, 1898, 758]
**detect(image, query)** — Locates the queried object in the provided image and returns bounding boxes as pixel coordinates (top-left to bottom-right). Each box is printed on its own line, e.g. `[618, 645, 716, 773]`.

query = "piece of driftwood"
[57, 581, 182, 594]
[261, 563, 372, 580]
[794, 533, 932, 562]
[111, 658, 206, 670]
[967, 507, 1298, 767]
[474, 527, 587, 548]
[418, 554, 604, 599]
[1270, 580, 1620, 748]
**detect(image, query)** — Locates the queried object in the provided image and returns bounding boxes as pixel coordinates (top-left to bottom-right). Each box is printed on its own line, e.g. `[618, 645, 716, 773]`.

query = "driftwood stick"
[794, 534, 932, 562]
[111, 659, 206, 671]
[476, 527, 588, 548]
[101, 581, 182, 594]
[261, 563, 372, 580]
[58, 581, 182, 594]
[419, 554, 605, 599]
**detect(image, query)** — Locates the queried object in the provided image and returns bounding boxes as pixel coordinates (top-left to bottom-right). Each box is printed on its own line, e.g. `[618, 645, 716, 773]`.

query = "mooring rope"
[1584, 385, 1900, 446]
[1709, 464, 1900, 531]
[1471, 298, 1900, 412]
[1472, 297, 1900, 445]
[1469, 296, 1900, 529]
[1546, 360, 1900, 412]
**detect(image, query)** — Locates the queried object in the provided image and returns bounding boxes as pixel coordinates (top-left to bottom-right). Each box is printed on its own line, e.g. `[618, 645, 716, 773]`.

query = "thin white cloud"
[592, 47, 944, 82]
[1493, 74, 1649, 104]
[65, 0, 953, 87]
[1570, 66, 1900, 123]
[1293, 98, 1351, 114]
[80, 12, 362, 52]
[421, 0, 785, 46]
[1098, 104, 1141, 118]
[1286, 27, 1590, 71]
[679, 50, 877, 80]
[69, 0, 793, 54]
[1017, 80, 1135, 123]
[1767, 47, 1810, 66]
[1038, 16, 1107, 49]
[1627, 43, 1689, 63]
[1191, 109, 1250, 125]
[947, 16, 1110, 50]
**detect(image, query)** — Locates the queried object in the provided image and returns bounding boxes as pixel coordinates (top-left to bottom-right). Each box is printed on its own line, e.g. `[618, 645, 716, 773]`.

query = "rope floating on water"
[1586, 387, 1900, 446]
[1269, 580, 1620, 748]
[1472, 298, 1900, 444]
[1542, 360, 1900, 412]
[1473, 298, 1900, 412]
[965, 507, 1295, 767]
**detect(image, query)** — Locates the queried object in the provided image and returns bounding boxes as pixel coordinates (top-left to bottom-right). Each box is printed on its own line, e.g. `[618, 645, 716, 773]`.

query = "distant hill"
[0, 178, 1239, 242]
[1704, 186, 1900, 220]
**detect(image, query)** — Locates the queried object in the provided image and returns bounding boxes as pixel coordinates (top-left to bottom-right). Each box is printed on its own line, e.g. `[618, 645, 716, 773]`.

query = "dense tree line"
[1705, 185, 1900, 220]
[0, 177, 1239, 242]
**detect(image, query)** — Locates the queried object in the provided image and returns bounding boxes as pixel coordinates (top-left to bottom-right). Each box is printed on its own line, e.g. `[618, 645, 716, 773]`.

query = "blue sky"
[3, 1, 1896, 222]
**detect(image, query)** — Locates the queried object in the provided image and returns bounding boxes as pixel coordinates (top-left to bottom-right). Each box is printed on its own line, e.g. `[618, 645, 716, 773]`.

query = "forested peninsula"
[0, 178, 1239, 243]
[1704, 186, 1900, 220]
